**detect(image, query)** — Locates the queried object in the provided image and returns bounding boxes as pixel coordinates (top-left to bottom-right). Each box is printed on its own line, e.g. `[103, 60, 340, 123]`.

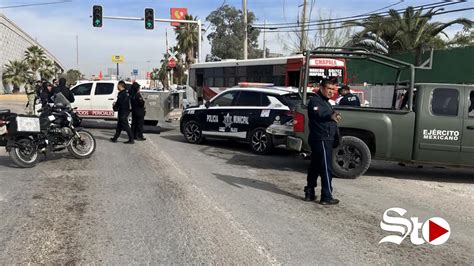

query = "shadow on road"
[0, 155, 20, 168]
[214, 173, 303, 201]
[81, 120, 161, 134]
[0, 152, 75, 168]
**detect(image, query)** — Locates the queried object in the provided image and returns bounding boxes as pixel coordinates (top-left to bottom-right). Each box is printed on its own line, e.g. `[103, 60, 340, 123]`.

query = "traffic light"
[144, 8, 154, 30]
[92, 5, 103, 27]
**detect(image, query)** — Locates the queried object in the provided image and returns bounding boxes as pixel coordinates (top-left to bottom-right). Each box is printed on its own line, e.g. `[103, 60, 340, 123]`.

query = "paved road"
[0, 103, 473, 264]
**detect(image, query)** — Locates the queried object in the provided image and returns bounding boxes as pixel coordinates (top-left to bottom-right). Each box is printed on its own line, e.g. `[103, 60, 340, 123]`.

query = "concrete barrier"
[0, 94, 28, 102]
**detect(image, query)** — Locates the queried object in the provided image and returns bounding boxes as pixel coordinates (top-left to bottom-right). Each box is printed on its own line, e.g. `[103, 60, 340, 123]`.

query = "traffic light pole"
[98, 16, 202, 62]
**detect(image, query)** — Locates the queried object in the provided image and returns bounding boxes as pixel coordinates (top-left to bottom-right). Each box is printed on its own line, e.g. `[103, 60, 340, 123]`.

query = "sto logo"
[379, 207, 451, 245]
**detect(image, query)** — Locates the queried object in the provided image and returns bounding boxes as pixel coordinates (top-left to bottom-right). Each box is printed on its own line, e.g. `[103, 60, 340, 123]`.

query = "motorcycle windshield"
[54, 93, 71, 108]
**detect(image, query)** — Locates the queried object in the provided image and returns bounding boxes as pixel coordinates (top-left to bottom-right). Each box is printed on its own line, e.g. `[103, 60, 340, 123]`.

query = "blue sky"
[1, 0, 472, 78]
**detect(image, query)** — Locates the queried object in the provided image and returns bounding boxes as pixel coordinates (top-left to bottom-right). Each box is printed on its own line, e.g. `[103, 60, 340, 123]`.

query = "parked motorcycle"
[0, 94, 96, 168]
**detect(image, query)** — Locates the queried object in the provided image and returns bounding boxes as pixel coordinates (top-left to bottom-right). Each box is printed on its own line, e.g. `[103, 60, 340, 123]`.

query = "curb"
[0, 94, 28, 102]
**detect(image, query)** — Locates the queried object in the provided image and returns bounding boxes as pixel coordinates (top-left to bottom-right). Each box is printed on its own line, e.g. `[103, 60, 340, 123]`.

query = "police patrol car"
[180, 86, 302, 154]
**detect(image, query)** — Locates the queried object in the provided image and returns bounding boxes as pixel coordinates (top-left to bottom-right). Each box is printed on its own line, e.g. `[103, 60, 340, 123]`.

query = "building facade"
[0, 13, 64, 93]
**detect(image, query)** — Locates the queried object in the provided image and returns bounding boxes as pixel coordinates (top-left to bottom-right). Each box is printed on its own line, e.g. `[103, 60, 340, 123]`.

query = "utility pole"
[263, 20, 266, 59]
[76, 35, 79, 69]
[165, 29, 172, 88]
[243, 0, 248, 59]
[300, 0, 308, 53]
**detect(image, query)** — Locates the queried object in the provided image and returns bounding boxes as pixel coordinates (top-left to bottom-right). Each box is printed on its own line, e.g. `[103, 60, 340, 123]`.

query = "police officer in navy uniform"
[110, 81, 134, 144]
[304, 78, 341, 205]
[338, 85, 361, 106]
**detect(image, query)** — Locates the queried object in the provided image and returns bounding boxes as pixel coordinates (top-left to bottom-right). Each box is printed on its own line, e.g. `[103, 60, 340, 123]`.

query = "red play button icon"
[423, 217, 451, 245]
[429, 220, 449, 242]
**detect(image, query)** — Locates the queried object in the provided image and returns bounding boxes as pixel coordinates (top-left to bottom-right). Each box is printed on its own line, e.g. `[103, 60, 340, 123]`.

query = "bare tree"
[279, 11, 354, 54]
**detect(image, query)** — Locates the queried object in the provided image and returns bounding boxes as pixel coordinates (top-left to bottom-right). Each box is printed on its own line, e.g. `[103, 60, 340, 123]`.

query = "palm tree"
[39, 60, 56, 81]
[24, 45, 47, 79]
[2, 60, 33, 93]
[344, 14, 395, 54]
[346, 7, 472, 64]
[174, 14, 199, 67]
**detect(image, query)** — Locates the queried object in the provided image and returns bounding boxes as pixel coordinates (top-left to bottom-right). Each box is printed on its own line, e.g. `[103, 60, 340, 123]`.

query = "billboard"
[170, 8, 188, 26]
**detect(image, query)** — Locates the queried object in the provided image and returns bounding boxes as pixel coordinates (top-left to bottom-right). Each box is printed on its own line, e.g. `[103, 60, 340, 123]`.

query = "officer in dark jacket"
[305, 78, 341, 205]
[130, 82, 146, 141]
[111, 81, 134, 144]
[338, 85, 360, 106]
[40, 82, 54, 107]
[54, 77, 75, 103]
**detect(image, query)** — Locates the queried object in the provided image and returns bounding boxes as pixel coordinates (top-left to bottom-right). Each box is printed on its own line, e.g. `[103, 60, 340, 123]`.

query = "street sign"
[112, 55, 124, 63]
[133, 69, 139, 75]
[168, 58, 177, 68]
[168, 50, 178, 61]
[170, 8, 188, 26]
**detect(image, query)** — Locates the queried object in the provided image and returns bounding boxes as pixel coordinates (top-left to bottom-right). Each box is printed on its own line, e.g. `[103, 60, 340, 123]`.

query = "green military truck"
[284, 48, 474, 179]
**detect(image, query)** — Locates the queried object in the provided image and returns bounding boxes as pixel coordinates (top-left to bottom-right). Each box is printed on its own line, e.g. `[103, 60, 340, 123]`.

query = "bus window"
[288, 71, 300, 87]
[196, 74, 203, 86]
[224, 67, 236, 77]
[237, 66, 247, 76]
[205, 77, 214, 86]
[226, 77, 235, 87]
[273, 76, 285, 86]
[215, 77, 224, 87]
[214, 67, 224, 77]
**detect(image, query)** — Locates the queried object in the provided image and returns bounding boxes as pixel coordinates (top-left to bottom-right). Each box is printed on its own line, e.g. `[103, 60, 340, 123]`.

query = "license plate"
[16, 117, 40, 132]
[287, 136, 303, 151]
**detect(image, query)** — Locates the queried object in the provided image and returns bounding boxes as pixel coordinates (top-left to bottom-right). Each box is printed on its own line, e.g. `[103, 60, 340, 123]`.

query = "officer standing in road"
[54, 77, 75, 103]
[110, 81, 134, 144]
[39, 81, 54, 107]
[338, 85, 361, 106]
[130, 82, 146, 141]
[304, 78, 341, 205]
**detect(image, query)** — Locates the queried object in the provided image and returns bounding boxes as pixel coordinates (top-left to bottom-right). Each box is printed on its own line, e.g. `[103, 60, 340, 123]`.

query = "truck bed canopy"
[301, 47, 420, 111]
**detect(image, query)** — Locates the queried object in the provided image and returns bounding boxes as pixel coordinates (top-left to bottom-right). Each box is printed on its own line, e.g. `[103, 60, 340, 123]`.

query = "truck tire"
[332, 136, 371, 179]
[183, 120, 204, 144]
[249, 127, 273, 155]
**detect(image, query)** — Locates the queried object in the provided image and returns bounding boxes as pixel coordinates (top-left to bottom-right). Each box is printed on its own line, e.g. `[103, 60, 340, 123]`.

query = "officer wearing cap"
[304, 78, 341, 205]
[339, 85, 361, 106]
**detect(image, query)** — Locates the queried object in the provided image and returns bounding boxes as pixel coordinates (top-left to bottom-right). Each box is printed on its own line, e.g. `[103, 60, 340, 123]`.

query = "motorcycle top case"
[8, 115, 41, 135]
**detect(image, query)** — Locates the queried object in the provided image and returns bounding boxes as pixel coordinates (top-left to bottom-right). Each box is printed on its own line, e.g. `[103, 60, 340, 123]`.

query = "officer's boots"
[304, 187, 316, 201]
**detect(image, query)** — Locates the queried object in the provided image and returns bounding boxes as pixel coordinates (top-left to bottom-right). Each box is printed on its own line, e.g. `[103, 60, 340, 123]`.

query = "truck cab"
[285, 48, 474, 179]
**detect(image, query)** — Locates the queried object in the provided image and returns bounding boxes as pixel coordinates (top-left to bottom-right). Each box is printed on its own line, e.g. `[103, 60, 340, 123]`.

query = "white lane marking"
[148, 138, 280, 265]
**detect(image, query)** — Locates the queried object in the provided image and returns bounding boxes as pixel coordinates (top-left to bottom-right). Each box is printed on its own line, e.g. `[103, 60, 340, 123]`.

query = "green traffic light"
[95, 19, 101, 25]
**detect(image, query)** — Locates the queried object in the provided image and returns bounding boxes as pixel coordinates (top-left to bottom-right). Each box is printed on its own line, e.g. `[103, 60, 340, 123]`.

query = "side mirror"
[205, 101, 210, 109]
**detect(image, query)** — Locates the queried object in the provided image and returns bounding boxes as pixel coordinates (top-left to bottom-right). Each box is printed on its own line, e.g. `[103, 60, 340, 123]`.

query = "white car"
[69, 81, 160, 126]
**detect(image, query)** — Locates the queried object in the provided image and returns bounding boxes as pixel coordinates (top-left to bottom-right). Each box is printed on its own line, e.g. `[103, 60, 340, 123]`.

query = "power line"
[363, 0, 405, 15]
[0, 0, 72, 9]
[252, 0, 463, 27]
[253, 2, 469, 30]
[265, 7, 474, 33]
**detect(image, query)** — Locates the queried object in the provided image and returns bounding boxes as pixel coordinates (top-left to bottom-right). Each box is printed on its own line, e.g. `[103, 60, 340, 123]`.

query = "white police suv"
[180, 87, 303, 154]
